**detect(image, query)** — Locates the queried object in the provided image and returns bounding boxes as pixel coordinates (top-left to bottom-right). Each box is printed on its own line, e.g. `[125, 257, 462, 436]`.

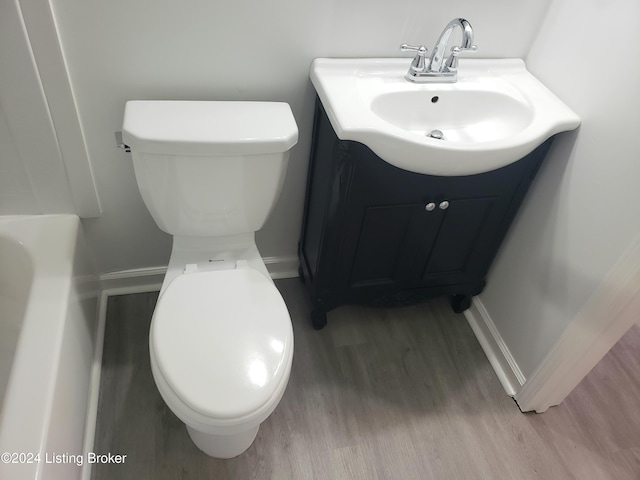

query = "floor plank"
[91, 279, 640, 479]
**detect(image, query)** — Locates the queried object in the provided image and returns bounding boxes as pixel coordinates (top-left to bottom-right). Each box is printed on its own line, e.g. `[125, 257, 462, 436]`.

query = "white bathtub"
[0, 215, 99, 480]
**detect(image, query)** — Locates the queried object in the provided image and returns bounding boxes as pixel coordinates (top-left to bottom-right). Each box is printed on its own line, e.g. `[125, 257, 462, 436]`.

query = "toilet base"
[186, 424, 260, 459]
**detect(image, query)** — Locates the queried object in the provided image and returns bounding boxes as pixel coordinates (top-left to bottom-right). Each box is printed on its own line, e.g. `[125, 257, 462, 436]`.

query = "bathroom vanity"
[298, 101, 554, 329]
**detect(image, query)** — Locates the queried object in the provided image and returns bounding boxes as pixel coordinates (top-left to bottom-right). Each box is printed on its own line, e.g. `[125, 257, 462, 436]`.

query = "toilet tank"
[122, 101, 298, 236]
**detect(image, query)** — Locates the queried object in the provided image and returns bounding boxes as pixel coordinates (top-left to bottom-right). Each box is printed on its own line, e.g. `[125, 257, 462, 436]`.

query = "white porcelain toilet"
[121, 100, 298, 458]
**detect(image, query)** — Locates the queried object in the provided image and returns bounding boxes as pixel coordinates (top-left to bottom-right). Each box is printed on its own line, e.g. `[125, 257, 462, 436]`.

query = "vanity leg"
[311, 308, 327, 330]
[451, 294, 472, 313]
[472, 279, 487, 295]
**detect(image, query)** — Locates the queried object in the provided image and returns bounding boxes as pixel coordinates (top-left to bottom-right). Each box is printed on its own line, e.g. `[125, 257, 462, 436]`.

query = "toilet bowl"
[150, 265, 293, 458]
[122, 100, 298, 458]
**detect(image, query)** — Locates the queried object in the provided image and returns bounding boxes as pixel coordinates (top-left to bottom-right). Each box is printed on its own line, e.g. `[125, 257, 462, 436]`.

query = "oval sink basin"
[310, 58, 580, 176]
[371, 90, 533, 143]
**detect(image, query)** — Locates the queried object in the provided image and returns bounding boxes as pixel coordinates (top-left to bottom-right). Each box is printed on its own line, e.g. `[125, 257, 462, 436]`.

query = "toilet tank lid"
[122, 101, 299, 156]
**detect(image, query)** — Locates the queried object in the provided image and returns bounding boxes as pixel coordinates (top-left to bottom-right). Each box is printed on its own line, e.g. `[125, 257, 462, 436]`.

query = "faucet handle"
[400, 44, 428, 73]
[451, 45, 477, 55]
[444, 45, 477, 71]
[400, 43, 428, 54]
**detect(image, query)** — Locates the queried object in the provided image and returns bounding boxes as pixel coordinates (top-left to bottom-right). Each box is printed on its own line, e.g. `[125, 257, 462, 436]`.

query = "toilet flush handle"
[115, 131, 131, 152]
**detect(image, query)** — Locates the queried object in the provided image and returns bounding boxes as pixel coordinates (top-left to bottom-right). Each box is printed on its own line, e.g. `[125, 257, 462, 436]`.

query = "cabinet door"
[345, 203, 430, 289]
[417, 194, 510, 285]
[331, 143, 438, 292]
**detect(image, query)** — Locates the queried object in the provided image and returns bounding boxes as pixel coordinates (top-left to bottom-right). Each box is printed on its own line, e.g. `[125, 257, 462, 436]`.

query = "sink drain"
[428, 129, 444, 139]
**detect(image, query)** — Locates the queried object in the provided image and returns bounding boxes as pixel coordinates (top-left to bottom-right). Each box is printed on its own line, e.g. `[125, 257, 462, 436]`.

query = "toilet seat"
[151, 268, 293, 421]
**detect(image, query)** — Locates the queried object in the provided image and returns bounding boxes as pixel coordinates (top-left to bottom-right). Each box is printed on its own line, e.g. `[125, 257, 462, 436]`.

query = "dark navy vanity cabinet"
[298, 100, 553, 329]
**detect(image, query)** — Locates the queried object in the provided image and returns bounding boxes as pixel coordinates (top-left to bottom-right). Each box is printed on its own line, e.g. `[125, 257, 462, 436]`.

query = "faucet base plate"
[405, 71, 457, 83]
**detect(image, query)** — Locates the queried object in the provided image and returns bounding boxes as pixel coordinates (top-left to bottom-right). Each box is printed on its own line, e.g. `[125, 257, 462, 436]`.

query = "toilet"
[121, 100, 298, 458]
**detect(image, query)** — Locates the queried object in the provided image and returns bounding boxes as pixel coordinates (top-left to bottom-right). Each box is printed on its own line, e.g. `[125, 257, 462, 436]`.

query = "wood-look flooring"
[91, 279, 640, 479]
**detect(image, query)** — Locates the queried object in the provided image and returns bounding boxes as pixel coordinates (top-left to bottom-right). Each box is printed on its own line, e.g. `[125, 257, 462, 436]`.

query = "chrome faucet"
[400, 18, 477, 83]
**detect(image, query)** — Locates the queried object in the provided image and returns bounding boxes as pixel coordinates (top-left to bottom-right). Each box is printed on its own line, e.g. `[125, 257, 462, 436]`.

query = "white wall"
[0, 0, 77, 215]
[0, 104, 39, 214]
[47, 0, 550, 275]
[479, 0, 640, 378]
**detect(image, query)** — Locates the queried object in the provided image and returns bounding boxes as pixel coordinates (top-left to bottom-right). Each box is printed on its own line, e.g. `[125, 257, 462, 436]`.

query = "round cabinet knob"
[425, 202, 436, 211]
[439, 201, 450, 210]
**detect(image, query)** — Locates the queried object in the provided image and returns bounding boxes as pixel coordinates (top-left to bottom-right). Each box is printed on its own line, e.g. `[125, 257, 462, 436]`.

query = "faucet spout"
[428, 18, 475, 74]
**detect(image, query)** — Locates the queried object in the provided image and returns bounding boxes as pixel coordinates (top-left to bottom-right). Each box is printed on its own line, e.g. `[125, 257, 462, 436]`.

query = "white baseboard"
[81, 291, 108, 480]
[98, 255, 300, 293]
[263, 255, 300, 280]
[99, 267, 165, 294]
[464, 297, 525, 397]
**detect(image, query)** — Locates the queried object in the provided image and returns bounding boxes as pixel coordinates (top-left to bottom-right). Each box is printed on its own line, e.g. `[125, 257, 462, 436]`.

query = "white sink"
[310, 58, 580, 176]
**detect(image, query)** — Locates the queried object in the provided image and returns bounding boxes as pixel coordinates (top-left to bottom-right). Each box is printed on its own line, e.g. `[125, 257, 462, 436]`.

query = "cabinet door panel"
[348, 204, 425, 288]
[422, 196, 503, 283]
